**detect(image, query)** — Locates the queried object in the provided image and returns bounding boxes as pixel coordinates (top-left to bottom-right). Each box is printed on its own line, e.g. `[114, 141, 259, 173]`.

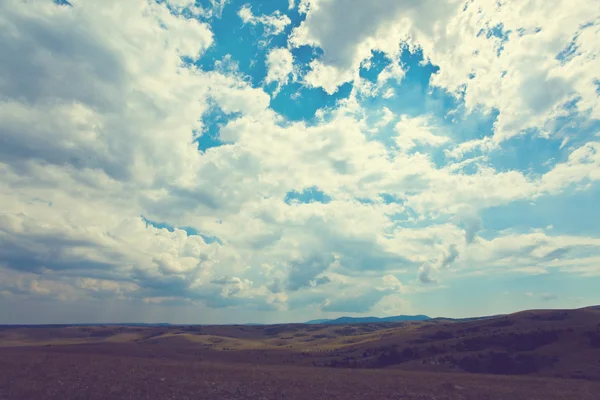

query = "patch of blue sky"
[485, 102, 600, 176]
[369, 201, 421, 235]
[556, 21, 597, 65]
[486, 131, 566, 176]
[480, 183, 600, 237]
[384, 212, 416, 229]
[355, 197, 375, 205]
[447, 107, 499, 143]
[270, 81, 354, 123]
[359, 46, 499, 167]
[379, 193, 404, 205]
[284, 186, 331, 204]
[552, 100, 600, 143]
[195, 130, 223, 152]
[516, 27, 543, 37]
[359, 50, 392, 83]
[157, 0, 255, 20]
[186, 0, 344, 123]
[195, 104, 241, 152]
[358, 47, 442, 120]
[556, 37, 580, 65]
[412, 271, 600, 318]
[157, 0, 207, 20]
[363, 123, 398, 152]
[239, 0, 289, 15]
[381, 201, 437, 234]
[290, 45, 324, 75]
[193, 0, 294, 86]
[430, 107, 500, 171]
[248, 0, 308, 27]
[478, 22, 511, 56]
[53, 0, 72, 6]
[269, 44, 355, 123]
[556, 30, 592, 66]
[141, 216, 222, 244]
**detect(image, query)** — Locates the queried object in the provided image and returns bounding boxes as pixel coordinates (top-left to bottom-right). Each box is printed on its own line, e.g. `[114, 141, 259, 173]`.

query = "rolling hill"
[2, 306, 600, 399]
[305, 314, 431, 324]
[2, 306, 599, 379]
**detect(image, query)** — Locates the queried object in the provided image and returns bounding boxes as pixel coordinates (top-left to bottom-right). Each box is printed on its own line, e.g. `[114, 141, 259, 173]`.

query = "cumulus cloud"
[417, 244, 459, 284]
[418, 263, 437, 284]
[453, 209, 483, 244]
[167, 0, 229, 19]
[440, 245, 459, 269]
[1, 0, 599, 322]
[265, 47, 294, 92]
[289, 0, 457, 88]
[541, 142, 600, 193]
[291, 0, 600, 142]
[303, 60, 353, 94]
[458, 231, 600, 278]
[394, 115, 450, 151]
[286, 254, 335, 291]
[0, 0, 273, 310]
[238, 4, 291, 36]
[375, 107, 396, 128]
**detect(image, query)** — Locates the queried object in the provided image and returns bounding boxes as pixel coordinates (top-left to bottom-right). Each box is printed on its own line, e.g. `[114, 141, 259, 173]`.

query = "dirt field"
[2, 346, 600, 400]
[1, 307, 600, 399]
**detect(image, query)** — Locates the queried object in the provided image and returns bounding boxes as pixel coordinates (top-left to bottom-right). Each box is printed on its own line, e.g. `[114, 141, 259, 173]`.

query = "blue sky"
[0, 0, 599, 324]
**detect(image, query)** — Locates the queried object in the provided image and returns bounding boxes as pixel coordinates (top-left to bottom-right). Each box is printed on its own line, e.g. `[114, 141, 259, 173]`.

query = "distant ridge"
[0, 323, 173, 328]
[305, 314, 430, 324]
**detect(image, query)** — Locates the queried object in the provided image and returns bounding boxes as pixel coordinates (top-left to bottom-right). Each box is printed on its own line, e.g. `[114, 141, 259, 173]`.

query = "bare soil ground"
[1, 306, 599, 399]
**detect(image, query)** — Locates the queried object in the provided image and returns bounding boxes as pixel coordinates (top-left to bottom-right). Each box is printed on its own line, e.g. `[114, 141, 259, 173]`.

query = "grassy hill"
[2, 306, 599, 380]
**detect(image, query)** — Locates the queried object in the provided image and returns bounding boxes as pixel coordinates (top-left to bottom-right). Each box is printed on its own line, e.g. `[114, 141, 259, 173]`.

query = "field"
[1, 307, 600, 399]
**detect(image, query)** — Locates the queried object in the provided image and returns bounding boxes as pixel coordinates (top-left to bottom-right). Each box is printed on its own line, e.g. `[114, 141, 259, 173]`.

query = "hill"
[306, 314, 430, 324]
[310, 306, 600, 380]
[2, 306, 599, 379]
[1, 306, 600, 399]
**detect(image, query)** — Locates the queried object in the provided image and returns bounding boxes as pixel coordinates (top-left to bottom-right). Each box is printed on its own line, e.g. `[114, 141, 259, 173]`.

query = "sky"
[0, 0, 599, 324]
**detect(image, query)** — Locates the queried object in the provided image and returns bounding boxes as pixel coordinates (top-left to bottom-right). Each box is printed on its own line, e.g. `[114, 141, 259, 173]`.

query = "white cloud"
[238, 4, 291, 36]
[289, 0, 454, 72]
[1, 0, 599, 321]
[0, 0, 274, 308]
[456, 230, 600, 278]
[377, 59, 406, 85]
[169, 0, 229, 19]
[444, 137, 497, 160]
[265, 47, 294, 92]
[379, 107, 395, 126]
[290, 0, 600, 142]
[303, 60, 353, 94]
[541, 142, 600, 193]
[394, 115, 450, 151]
[382, 87, 395, 99]
[370, 107, 396, 130]
[423, 0, 600, 141]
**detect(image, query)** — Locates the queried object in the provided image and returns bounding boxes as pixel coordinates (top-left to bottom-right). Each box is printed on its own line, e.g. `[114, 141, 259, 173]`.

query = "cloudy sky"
[1, 0, 599, 324]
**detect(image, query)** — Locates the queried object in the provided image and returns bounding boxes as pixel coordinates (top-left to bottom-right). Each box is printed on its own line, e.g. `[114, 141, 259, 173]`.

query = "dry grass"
[1, 307, 600, 399]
